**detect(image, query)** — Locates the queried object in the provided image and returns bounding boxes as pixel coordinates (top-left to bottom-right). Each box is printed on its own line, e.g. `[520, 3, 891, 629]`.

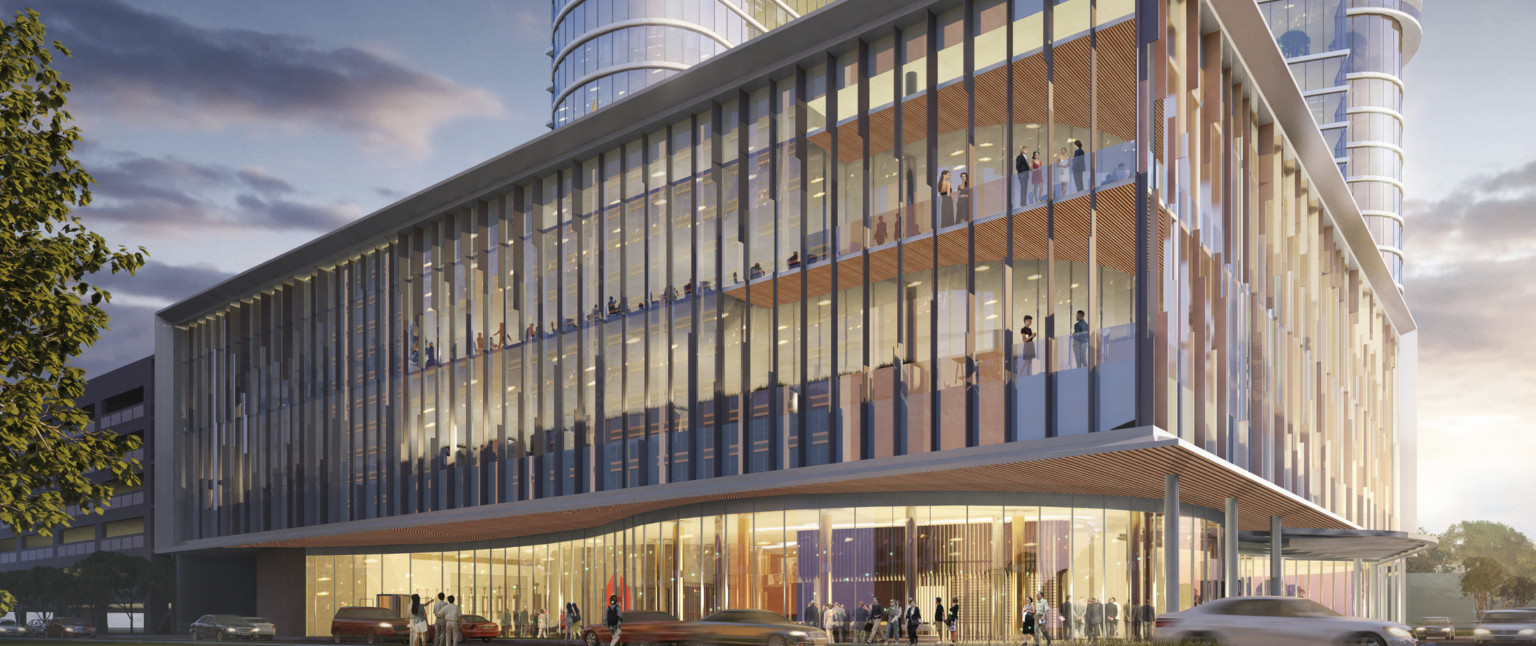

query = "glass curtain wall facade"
[1257, 0, 1419, 287]
[170, 0, 1404, 545]
[301, 496, 1239, 639]
[552, 0, 838, 128]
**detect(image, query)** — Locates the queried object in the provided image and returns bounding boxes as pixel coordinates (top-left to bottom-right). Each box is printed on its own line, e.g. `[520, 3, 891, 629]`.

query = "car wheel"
[768, 635, 788, 646]
[217, 630, 226, 642]
[586, 633, 600, 646]
[367, 632, 378, 645]
[193, 629, 202, 641]
[1342, 633, 1385, 646]
[333, 632, 344, 644]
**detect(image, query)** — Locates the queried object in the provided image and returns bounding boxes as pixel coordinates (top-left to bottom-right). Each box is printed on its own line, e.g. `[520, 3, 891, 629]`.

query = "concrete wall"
[1408, 572, 1477, 626]
[255, 549, 306, 637]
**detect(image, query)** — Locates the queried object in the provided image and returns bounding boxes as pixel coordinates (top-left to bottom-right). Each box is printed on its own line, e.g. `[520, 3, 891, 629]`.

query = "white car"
[1152, 596, 1416, 646]
[0, 620, 24, 636]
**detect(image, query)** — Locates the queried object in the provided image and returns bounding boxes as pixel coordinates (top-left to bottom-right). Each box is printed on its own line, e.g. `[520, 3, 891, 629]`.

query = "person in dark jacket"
[933, 598, 945, 642]
[866, 598, 883, 644]
[805, 601, 821, 629]
[1059, 599, 1072, 640]
[604, 596, 622, 646]
[1085, 598, 1102, 641]
[1071, 139, 1087, 191]
[946, 598, 960, 643]
[904, 599, 921, 646]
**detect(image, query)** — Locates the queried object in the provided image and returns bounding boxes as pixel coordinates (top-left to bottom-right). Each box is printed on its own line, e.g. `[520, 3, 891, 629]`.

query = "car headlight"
[1520, 629, 1535, 636]
[1384, 626, 1413, 639]
[227, 628, 237, 633]
[379, 623, 395, 628]
[788, 632, 808, 638]
[64, 627, 74, 633]
[1475, 627, 1491, 635]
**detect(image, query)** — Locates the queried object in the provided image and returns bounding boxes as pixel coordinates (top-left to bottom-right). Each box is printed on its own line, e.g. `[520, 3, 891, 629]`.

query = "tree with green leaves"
[0, 7, 148, 615]
[73, 552, 168, 634]
[1501, 576, 1536, 609]
[1461, 556, 1510, 614]
[1407, 526, 1457, 574]
[1440, 521, 1536, 579]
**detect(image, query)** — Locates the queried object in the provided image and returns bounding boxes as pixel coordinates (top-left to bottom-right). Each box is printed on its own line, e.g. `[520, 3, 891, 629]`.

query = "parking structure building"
[155, 0, 1429, 638]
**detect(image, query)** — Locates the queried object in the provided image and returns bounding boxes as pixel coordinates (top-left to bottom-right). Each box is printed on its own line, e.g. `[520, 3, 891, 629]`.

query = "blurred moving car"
[675, 610, 830, 646]
[242, 617, 278, 640]
[330, 606, 410, 644]
[1414, 616, 1456, 640]
[1152, 596, 1414, 646]
[42, 617, 97, 639]
[426, 615, 501, 643]
[191, 614, 275, 641]
[1474, 609, 1536, 645]
[581, 610, 682, 646]
[0, 620, 25, 636]
[25, 620, 45, 637]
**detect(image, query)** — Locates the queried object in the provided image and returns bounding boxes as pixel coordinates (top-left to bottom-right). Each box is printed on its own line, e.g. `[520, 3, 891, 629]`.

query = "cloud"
[15, 0, 505, 157]
[1405, 159, 1536, 539]
[81, 152, 362, 235]
[91, 260, 233, 305]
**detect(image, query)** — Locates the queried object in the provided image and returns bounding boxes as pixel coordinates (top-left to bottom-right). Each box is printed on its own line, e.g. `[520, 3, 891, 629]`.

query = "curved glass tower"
[551, 0, 837, 129]
[1259, 0, 1422, 289]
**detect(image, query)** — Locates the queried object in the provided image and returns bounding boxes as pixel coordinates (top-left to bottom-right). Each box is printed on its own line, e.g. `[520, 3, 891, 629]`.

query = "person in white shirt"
[442, 595, 462, 646]
[432, 593, 447, 646]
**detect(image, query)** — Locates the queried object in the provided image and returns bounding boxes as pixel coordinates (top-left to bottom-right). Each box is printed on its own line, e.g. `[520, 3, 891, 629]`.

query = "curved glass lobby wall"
[551, 0, 840, 128]
[173, 0, 1401, 543]
[301, 497, 1255, 638]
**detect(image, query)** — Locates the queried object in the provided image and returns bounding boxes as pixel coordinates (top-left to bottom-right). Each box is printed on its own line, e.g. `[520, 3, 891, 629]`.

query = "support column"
[1224, 497, 1239, 598]
[1352, 559, 1363, 617]
[1164, 474, 1180, 612]
[1269, 515, 1283, 596]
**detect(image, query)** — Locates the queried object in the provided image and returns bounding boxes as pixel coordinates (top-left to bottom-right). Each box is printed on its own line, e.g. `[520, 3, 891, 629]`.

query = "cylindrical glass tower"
[1259, 0, 1421, 290]
[550, 0, 837, 129]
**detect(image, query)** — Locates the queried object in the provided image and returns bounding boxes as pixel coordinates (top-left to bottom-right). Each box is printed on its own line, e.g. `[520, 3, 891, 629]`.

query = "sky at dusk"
[8, 0, 1531, 538]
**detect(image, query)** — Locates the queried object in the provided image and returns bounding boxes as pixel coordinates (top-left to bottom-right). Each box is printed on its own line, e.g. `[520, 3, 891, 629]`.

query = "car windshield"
[213, 615, 251, 625]
[704, 610, 789, 624]
[341, 608, 398, 620]
[462, 616, 487, 624]
[54, 618, 86, 625]
[1482, 611, 1536, 624]
[1422, 618, 1451, 625]
[1279, 599, 1342, 618]
[244, 618, 270, 624]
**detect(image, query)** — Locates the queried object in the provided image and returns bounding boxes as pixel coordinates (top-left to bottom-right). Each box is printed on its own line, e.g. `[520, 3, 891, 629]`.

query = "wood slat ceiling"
[812, 21, 1138, 164]
[241, 441, 1350, 549]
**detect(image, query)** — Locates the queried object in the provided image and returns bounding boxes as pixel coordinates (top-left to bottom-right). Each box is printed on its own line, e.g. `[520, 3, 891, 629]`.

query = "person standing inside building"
[1071, 597, 1085, 640]
[1104, 598, 1118, 639]
[946, 597, 960, 644]
[442, 595, 462, 646]
[537, 608, 547, 639]
[1015, 146, 1031, 210]
[1058, 598, 1071, 640]
[938, 170, 954, 229]
[1072, 310, 1089, 368]
[1085, 597, 1102, 642]
[501, 608, 512, 639]
[1020, 597, 1038, 646]
[823, 604, 837, 642]
[904, 599, 921, 646]
[409, 594, 429, 646]
[605, 595, 623, 646]
[1020, 315, 1038, 375]
[1053, 147, 1070, 198]
[1071, 139, 1087, 192]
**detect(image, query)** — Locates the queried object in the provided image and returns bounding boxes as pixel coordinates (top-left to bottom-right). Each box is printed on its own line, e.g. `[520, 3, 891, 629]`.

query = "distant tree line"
[1409, 521, 1536, 614]
[0, 553, 173, 634]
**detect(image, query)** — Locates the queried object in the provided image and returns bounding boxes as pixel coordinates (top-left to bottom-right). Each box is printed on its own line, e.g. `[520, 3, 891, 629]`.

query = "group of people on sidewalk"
[803, 597, 961, 645]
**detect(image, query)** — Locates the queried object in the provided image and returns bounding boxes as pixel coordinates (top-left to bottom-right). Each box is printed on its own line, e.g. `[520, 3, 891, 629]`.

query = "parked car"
[1474, 609, 1536, 645]
[330, 606, 410, 644]
[42, 617, 96, 639]
[1152, 596, 1415, 646]
[673, 610, 829, 646]
[426, 615, 500, 643]
[191, 614, 274, 641]
[582, 610, 683, 646]
[1414, 616, 1456, 640]
[0, 620, 25, 636]
[243, 617, 277, 640]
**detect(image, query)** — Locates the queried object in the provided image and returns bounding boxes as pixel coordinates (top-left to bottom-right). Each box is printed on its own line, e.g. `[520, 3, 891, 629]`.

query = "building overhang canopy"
[159, 427, 1363, 553]
[1239, 528, 1437, 562]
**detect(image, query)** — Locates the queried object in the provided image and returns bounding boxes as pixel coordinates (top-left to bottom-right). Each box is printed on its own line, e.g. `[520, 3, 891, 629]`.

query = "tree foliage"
[1462, 557, 1510, 614]
[1407, 526, 1457, 574]
[1441, 521, 1536, 578]
[1, 7, 148, 614]
[73, 552, 170, 634]
[1500, 576, 1536, 609]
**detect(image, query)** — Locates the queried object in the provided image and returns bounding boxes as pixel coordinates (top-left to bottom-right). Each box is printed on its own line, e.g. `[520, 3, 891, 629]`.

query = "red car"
[43, 617, 96, 638]
[581, 611, 682, 646]
[330, 607, 410, 644]
[426, 615, 501, 643]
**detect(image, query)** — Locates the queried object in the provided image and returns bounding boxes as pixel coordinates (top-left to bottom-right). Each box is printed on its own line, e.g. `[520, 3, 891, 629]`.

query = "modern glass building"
[156, 0, 1427, 637]
[1256, 0, 1421, 288]
[552, 0, 838, 128]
